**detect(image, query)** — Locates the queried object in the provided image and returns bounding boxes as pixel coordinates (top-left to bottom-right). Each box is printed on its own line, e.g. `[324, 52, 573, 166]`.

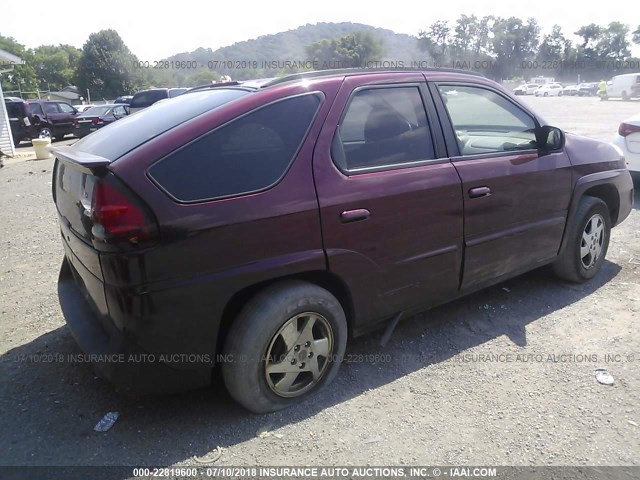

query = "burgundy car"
[51, 69, 634, 413]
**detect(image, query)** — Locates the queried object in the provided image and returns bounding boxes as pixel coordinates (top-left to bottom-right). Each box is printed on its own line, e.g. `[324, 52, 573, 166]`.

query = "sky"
[2, 0, 639, 60]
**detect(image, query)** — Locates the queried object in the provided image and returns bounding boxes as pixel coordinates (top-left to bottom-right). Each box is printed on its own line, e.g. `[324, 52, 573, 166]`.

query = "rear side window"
[333, 86, 436, 172]
[149, 93, 322, 202]
[29, 103, 44, 115]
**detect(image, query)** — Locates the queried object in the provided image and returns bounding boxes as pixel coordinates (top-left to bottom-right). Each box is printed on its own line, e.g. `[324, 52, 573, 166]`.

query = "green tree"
[633, 25, 640, 44]
[418, 21, 451, 62]
[596, 22, 630, 60]
[538, 25, 572, 62]
[32, 44, 82, 91]
[306, 32, 384, 68]
[75, 29, 143, 99]
[491, 17, 540, 79]
[183, 69, 221, 87]
[0, 34, 38, 94]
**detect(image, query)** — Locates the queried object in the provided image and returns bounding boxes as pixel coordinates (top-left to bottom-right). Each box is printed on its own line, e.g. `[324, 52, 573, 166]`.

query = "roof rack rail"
[186, 81, 243, 92]
[261, 67, 485, 88]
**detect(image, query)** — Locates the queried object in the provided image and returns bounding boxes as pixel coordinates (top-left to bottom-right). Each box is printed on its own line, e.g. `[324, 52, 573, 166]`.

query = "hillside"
[165, 22, 424, 79]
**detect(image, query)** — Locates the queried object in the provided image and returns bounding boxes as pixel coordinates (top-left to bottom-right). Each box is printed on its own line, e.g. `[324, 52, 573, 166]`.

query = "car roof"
[260, 67, 484, 88]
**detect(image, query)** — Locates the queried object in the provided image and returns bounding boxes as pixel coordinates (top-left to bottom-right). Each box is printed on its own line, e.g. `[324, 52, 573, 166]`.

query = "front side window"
[149, 93, 322, 202]
[58, 103, 75, 113]
[44, 103, 59, 114]
[333, 86, 435, 172]
[439, 85, 537, 156]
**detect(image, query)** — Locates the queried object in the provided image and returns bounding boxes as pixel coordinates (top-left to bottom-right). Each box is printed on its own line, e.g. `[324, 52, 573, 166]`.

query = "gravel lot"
[1, 96, 639, 471]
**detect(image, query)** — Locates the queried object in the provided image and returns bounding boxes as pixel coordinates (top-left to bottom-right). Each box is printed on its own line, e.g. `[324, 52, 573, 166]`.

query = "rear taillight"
[618, 122, 640, 137]
[92, 117, 104, 125]
[91, 178, 157, 246]
[72, 119, 78, 126]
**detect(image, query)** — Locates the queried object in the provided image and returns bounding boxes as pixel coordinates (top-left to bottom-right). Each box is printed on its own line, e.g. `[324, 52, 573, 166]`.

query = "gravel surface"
[1, 96, 639, 469]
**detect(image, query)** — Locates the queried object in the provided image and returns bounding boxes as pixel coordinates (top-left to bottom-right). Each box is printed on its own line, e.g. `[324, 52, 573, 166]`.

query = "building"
[0, 49, 25, 157]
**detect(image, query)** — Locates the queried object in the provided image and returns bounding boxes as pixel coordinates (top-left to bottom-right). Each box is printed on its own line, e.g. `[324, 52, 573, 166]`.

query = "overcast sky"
[2, 0, 639, 60]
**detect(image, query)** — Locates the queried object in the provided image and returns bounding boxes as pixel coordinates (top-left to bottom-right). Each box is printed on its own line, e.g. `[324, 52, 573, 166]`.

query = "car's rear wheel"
[222, 280, 347, 413]
[37, 127, 52, 139]
[622, 91, 629, 101]
[552, 197, 611, 283]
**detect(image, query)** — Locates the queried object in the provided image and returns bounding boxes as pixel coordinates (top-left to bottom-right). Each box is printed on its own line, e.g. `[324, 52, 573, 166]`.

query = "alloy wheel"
[265, 312, 334, 398]
[580, 214, 605, 269]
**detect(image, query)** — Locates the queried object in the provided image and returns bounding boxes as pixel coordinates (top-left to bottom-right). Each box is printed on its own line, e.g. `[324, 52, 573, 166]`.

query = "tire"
[54, 135, 66, 141]
[552, 197, 611, 283]
[37, 127, 52, 139]
[622, 91, 629, 101]
[222, 280, 347, 413]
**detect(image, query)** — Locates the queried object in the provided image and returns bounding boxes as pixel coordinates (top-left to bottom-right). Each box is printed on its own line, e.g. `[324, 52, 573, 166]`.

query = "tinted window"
[130, 90, 168, 109]
[439, 85, 537, 156]
[5, 102, 22, 118]
[113, 106, 127, 116]
[149, 93, 322, 202]
[58, 103, 75, 113]
[70, 88, 249, 160]
[44, 103, 59, 114]
[83, 106, 112, 116]
[333, 87, 435, 171]
[168, 88, 188, 98]
[28, 103, 44, 115]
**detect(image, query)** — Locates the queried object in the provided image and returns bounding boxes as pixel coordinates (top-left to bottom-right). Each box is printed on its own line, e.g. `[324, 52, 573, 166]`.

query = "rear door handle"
[468, 186, 492, 198]
[340, 209, 370, 223]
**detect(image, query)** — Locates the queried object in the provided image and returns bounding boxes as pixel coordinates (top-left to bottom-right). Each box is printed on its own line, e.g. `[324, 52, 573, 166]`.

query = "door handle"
[468, 186, 492, 198]
[340, 209, 370, 223]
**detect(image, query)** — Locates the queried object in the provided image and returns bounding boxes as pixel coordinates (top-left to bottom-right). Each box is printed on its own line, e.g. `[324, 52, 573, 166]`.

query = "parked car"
[113, 95, 133, 105]
[128, 88, 188, 113]
[75, 104, 96, 113]
[51, 69, 633, 413]
[612, 113, 640, 173]
[4, 97, 33, 145]
[72, 104, 129, 138]
[534, 83, 564, 96]
[26, 100, 78, 140]
[606, 73, 640, 101]
[578, 82, 598, 96]
[513, 83, 540, 95]
[562, 85, 580, 96]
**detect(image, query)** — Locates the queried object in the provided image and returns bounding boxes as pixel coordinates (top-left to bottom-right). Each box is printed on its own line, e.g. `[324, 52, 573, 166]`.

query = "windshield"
[70, 88, 250, 160]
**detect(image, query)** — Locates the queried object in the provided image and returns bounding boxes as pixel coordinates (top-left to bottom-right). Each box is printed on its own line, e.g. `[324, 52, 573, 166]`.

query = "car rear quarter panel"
[101, 79, 342, 361]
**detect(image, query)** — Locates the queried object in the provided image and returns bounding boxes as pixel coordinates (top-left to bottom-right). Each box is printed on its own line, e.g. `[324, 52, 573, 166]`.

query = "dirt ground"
[1, 96, 639, 471]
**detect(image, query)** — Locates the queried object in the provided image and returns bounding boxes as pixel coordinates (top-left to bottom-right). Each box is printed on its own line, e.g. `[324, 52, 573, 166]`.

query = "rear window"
[130, 90, 169, 109]
[5, 102, 23, 118]
[148, 93, 322, 202]
[83, 106, 112, 116]
[169, 88, 188, 98]
[69, 88, 250, 160]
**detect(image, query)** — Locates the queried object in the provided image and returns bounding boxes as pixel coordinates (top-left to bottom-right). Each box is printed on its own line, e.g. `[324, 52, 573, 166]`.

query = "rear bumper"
[58, 257, 211, 395]
[612, 135, 640, 173]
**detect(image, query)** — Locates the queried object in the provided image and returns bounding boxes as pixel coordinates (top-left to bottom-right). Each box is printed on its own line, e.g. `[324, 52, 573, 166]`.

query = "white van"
[606, 73, 640, 100]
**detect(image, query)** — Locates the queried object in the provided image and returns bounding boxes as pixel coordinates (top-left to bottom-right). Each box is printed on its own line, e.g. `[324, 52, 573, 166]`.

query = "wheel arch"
[216, 270, 355, 354]
[582, 184, 619, 225]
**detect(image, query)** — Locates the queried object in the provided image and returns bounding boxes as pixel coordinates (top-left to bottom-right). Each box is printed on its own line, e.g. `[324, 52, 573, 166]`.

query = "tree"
[75, 29, 143, 99]
[306, 32, 384, 68]
[418, 21, 451, 62]
[183, 69, 221, 87]
[491, 17, 540, 79]
[32, 44, 82, 91]
[633, 25, 640, 45]
[538, 25, 572, 62]
[596, 22, 630, 60]
[0, 35, 38, 94]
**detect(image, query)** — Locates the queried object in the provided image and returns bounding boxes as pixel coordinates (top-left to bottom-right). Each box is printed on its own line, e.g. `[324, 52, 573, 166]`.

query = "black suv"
[26, 100, 79, 141]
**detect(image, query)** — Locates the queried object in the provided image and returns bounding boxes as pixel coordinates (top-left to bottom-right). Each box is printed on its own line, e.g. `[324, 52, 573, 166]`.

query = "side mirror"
[537, 125, 564, 152]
